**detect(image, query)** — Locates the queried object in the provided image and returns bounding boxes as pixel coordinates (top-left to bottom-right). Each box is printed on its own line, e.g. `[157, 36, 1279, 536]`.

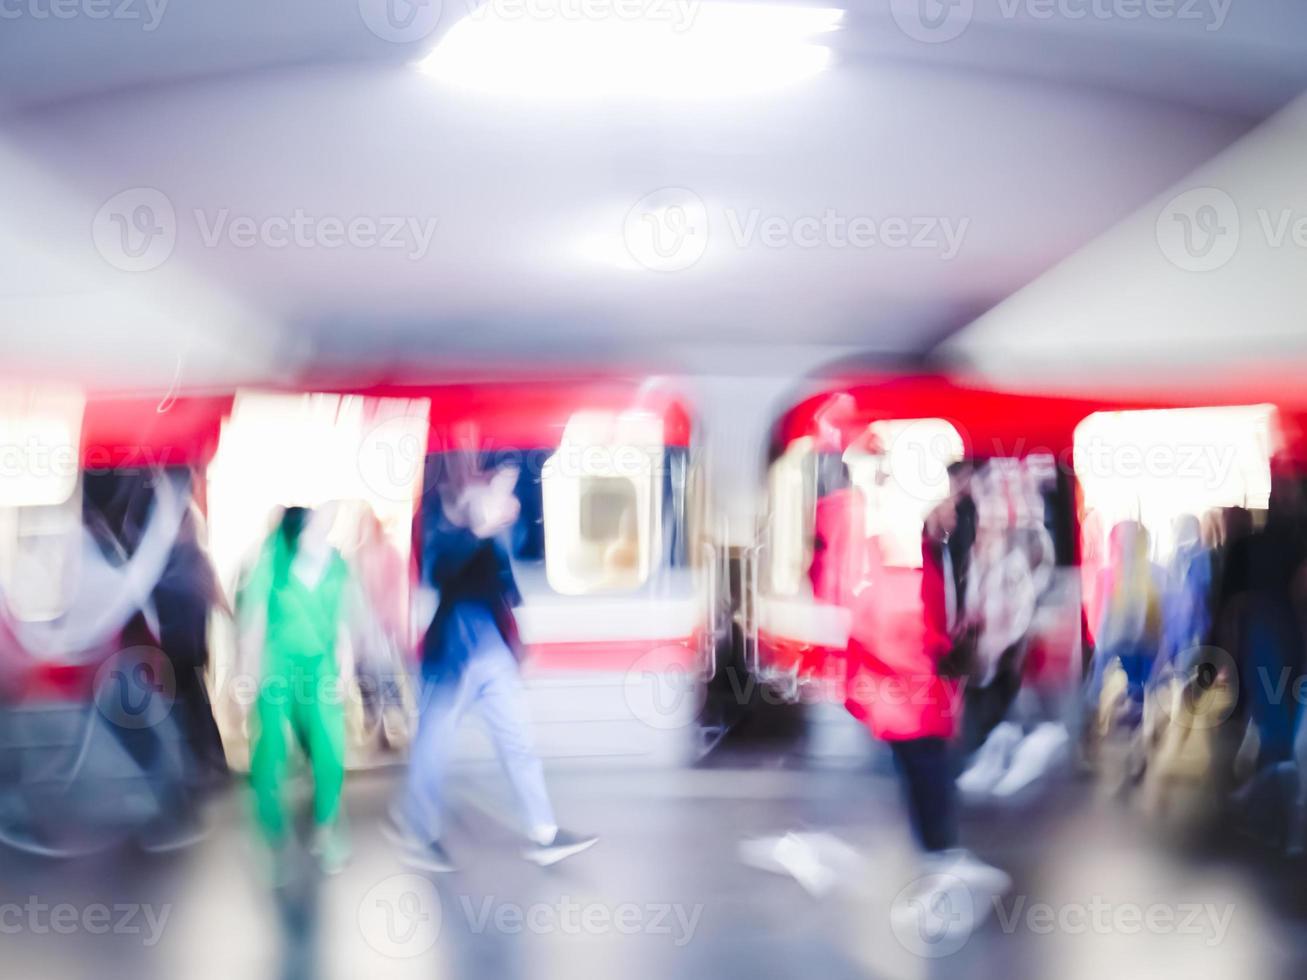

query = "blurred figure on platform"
[147, 499, 229, 797]
[1158, 514, 1214, 672]
[1086, 521, 1165, 731]
[0, 468, 198, 855]
[388, 452, 596, 871]
[348, 507, 412, 750]
[1217, 473, 1307, 849]
[238, 504, 352, 876]
[955, 520, 1071, 800]
[809, 465, 1010, 919]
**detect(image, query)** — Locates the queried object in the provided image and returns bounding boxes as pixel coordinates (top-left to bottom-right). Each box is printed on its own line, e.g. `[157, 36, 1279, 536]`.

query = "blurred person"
[956, 521, 1071, 799]
[134, 495, 230, 796]
[388, 455, 596, 871]
[1219, 478, 1305, 769]
[96, 473, 231, 846]
[0, 470, 193, 854]
[813, 471, 1010, 909]
[348, 507, 411, 749]
[957, 524, 1036, 754]
[1085, 521, 1165, 728]
[1080, 508, 1107, 649]
[1217, 474, 1307, 848]
[238, 505, 352, 875]
[1158, 513, 1213, 671]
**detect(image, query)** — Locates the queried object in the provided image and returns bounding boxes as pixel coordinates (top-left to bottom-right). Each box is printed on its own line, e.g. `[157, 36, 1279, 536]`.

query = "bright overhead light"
[416, 2, 843, 99]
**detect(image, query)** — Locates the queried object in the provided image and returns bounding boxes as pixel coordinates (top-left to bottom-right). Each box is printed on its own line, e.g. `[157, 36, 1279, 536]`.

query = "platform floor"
[2, 759, 1305, 980]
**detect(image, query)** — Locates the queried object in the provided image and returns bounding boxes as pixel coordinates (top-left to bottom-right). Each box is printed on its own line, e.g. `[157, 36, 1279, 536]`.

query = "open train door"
[203, 389, 430, 770]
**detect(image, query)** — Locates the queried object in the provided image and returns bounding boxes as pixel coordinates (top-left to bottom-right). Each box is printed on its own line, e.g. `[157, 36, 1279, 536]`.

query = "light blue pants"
[402, 607, 556, 843]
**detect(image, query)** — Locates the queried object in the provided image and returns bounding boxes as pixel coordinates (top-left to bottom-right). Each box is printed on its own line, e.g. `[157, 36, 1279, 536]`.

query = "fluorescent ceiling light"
[417, 2, 843, 99]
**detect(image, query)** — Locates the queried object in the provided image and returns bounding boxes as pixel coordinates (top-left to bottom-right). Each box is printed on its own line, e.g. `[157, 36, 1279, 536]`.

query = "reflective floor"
[2, 758, 1305, 980]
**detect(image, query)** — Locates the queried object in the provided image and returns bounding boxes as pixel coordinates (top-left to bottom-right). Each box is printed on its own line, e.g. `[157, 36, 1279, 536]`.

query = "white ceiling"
[2, 0, 1305, 388]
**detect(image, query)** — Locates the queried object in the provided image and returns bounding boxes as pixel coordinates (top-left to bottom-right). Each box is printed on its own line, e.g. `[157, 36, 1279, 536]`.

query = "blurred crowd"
[1, 434, 1306, 944]
[1082, 475, 1307, 854]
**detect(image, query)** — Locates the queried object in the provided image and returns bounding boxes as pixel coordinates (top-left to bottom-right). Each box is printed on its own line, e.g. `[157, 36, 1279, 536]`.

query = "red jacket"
[811, 489, 961, 741]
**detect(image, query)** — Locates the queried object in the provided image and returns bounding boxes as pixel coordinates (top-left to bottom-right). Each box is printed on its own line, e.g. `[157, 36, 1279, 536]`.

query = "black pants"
[889, 737, 959, 853]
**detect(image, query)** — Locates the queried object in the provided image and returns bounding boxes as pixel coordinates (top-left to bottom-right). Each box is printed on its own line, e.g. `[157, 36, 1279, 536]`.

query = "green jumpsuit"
[242, 532, 350, 844]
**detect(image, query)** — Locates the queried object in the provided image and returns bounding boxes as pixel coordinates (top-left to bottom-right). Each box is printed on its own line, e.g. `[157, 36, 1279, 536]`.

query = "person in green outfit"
[238, 504, 352, 875]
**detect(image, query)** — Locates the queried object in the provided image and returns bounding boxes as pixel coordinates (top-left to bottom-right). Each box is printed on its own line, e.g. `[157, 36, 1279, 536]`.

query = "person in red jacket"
[811, 476, 1009, 895]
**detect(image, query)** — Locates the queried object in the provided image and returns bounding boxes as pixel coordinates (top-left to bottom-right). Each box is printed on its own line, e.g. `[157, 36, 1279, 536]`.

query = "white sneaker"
[957, 722, 1023, 796]
[924, 848, 1012, 898]
[991, 723, 1070, 797]
[739, 832, 835, 896]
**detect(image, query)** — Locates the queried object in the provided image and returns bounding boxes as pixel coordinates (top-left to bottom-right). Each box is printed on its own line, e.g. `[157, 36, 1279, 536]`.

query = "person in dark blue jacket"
[392, 456, 596, 870]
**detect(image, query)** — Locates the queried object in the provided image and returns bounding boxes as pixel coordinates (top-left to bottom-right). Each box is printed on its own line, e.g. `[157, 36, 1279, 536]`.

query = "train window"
[0, 497, 83, 622]
[542, 411, 663, 594]
[0, 385, 85, 621]
[580, 477, 636, 542]
[844, 418, 963, 568]
[1075, 405, 1275, 563]
[0, 385, 84, 508]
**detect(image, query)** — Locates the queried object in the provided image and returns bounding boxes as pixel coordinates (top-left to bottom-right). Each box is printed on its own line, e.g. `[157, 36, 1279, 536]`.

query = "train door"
[757, 380, 1084, 767]
[203, 389, 430, 768]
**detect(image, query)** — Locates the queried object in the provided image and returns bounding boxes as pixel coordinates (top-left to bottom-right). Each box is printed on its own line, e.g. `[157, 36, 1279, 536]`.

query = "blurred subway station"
[4, 2, 1307, 978]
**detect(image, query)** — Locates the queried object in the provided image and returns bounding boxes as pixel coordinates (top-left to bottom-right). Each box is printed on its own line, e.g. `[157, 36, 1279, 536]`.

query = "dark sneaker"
[405, 839, 457, 873]
[384, 814, 458, 873]
[522, 830, 598, 867]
